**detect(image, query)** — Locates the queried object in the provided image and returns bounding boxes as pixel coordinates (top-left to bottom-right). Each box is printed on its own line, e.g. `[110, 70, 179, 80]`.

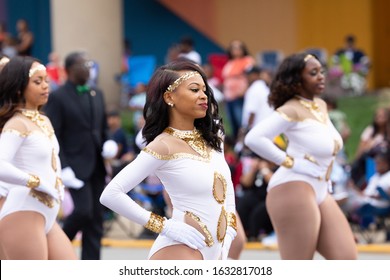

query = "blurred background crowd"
[1, 0, 390, 245]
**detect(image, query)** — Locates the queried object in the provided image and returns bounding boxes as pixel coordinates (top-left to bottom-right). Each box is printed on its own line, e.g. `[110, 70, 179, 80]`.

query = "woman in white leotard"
[0, 56, 77, 259]
[245, 53, 357, 259]
[100, 59, 237, 260]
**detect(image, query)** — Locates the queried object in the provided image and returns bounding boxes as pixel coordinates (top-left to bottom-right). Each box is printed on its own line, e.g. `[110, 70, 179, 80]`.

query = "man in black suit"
[45, 52, 115, 260]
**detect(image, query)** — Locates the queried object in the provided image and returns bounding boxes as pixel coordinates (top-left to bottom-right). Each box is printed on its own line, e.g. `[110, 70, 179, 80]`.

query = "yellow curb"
[72, 239, 390, 254]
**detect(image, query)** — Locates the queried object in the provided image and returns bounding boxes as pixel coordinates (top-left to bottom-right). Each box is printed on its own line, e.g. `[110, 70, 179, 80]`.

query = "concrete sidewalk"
[72, 238, 390, 260]
[83, 215, 390, 259]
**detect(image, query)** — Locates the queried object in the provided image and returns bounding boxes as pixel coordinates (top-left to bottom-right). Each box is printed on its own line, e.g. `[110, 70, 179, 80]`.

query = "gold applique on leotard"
[212, 172, 227, 204]
[184, 211, 214, 247]
[217, 206, 227, 243]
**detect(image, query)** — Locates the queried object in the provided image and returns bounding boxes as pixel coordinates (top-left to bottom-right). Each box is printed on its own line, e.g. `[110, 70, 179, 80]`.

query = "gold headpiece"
[166, 71, 201, 92]
[304, 54, 314, 62]
[29, 64, 46, 77]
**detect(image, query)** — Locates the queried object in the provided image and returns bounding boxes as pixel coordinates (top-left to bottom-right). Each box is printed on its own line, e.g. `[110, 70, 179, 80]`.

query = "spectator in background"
[128, 83, 147, 133]
[178, 36, 202, 65]
[342, 148, 390, 229]
[15, 19, 34, 56]
[46, 52, 66, 91]
[241, 66, 273, 134]
[333, 35, 369, 74]
[45, 51, 117, 260]
[330, 34, 370, 94]
[202, 63, 224, 104]
[237, 154, 275, 241]
[0, 22, 10, 52]
[350, 107, 390, 189]
[221, 40, 255, 140]
[107, 110, 131, 161]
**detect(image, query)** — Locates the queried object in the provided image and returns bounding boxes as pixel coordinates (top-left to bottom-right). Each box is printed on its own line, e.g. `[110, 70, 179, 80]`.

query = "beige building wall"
[50, 0, 123, 109]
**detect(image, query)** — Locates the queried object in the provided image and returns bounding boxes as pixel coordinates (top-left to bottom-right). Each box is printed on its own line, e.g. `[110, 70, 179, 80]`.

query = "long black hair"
[0, 56, 39, 131]
[269, 52, 320, 109]
[142, 59, 224, 152]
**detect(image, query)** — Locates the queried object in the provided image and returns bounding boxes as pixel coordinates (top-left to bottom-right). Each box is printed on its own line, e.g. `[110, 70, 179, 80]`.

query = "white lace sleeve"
[100, 150, 165, 226]
[244, 111, 294, 165]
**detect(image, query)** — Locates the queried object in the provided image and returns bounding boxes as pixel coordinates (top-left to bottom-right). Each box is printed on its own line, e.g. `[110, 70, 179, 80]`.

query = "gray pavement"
[73, 244, 390, 260]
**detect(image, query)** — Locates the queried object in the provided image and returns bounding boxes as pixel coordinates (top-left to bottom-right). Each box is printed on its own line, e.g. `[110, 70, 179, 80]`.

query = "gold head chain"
[166, 71, 201, 92]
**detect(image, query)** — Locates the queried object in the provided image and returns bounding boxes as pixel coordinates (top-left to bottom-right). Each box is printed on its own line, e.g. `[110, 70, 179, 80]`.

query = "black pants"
[236, 189, 273, 239]
[63, 165, 106, 260]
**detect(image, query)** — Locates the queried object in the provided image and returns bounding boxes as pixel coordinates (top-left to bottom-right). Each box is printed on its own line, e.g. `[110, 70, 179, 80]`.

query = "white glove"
[291, 158, 324, 179]
[61, 167, 84, 189]
[102, 140, 118, 159]
[34, 180, 60, 200]
[221, 226, 237, 260]
[161, 219, 207, 250]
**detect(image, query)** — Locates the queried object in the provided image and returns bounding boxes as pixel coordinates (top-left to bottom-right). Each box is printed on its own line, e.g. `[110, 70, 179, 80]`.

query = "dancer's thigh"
[266, 182, 320, 259]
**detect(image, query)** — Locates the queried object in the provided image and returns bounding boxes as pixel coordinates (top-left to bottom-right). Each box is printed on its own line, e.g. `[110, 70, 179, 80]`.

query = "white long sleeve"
[0, 131, 30, 186]
[245, 111, 293, 165]
[100, 151, 165, 226]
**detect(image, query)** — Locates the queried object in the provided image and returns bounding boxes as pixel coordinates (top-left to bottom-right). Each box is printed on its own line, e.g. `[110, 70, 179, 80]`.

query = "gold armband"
[281, 155, 294, 168]
[227, 212, 237, 232]
[26, 174, 40, 188]
[144, 212, 165, 233]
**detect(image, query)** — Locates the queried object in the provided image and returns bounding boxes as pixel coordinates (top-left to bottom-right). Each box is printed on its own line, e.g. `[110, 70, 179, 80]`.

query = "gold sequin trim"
[184, 211, 214, 247]
[26, 174, 40, 188]
[144, 212, 165, 233]
[296, 97, 326, 123]
[217, 206, 227, 243]
[304, 154, 318, 165]
[276, 110, 295, 122]
[1, 128, 30, 137]
[212, 172, 226, 204]
[166, 71, 201, 92]
[164, 127, 210, 158]
[142, 147, 211, 162]
[333, 140, 341, 156]
[304, 54, 314, 62]
[325, 160, 334, 181]
[51, 148, 57, 171]
[281, 155, 294, 168]
[29, 189, 57, 208]
[20, 109, 54, 138]
[227, 212, 237, 232]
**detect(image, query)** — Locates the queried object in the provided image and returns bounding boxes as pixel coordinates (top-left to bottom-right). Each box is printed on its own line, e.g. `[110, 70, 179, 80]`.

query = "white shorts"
[148, 209, 223, 260]
[0, 187, 60, 233]
[268, 167, 330, 205]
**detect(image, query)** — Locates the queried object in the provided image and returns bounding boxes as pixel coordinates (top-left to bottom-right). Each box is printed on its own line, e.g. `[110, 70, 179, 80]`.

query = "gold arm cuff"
[144, 212, 165, 233]
[27, 174, 40, 188]
[227, 212, 237, 232]
[281, 155, 294, 168]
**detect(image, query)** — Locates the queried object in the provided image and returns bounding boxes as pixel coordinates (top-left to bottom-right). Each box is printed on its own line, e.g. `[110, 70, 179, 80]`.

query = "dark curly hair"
[269, 52, 320, 109]
[0, 56, 40, 131]
[142, 59, 224, 152]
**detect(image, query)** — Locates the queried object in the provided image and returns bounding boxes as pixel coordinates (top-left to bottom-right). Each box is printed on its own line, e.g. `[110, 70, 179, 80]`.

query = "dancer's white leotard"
[0, 113, 63, 233]
[100, 129, 236, 259]
[245, 97, 343, 204]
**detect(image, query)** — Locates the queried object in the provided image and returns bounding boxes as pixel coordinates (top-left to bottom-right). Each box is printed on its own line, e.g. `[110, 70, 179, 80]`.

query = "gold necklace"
[164, 127, 208, 158]
[20, 109, 54, 138]
[296, 97, 326, 123]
